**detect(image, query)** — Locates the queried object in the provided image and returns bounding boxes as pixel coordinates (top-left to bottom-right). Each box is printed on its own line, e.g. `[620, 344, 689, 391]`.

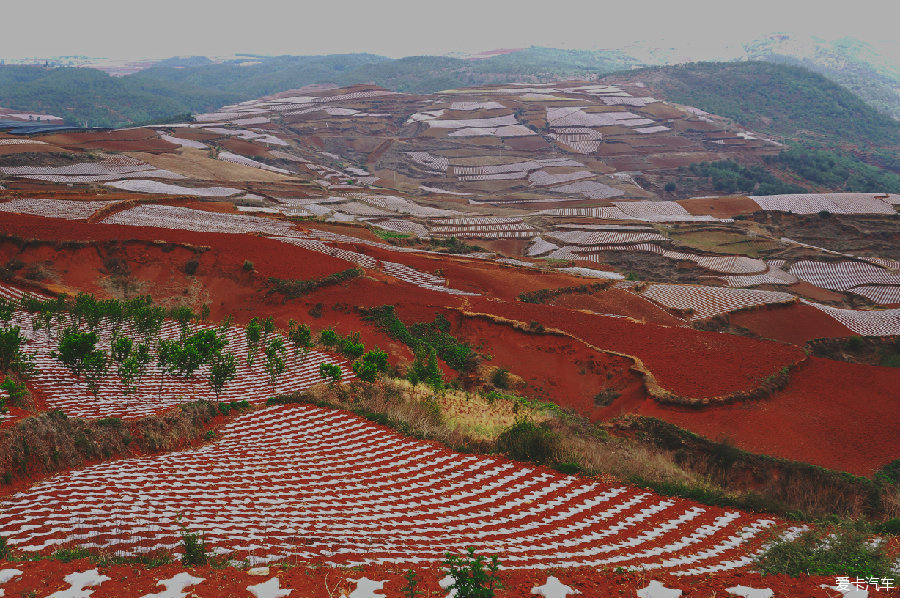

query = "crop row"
[0, 404, 778, 572]
[6, 311, 351, 419]
[640, 284, 795, 320]
[0, 198, 114, 221]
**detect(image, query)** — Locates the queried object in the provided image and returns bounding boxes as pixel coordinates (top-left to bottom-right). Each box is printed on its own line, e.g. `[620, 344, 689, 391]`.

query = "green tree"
[319, 363, 342, 384]
[408, 348, 442, 389]
[245, 317, 262, 366]
[52, 326, 100, 377]
[168, 305, 197, 339]
[287, 319, 312, 359]
[208, 351, 237, 398]
[263, 337, 286, 391]
[0, 325, 32, 375]
[352, 347, 388, 382]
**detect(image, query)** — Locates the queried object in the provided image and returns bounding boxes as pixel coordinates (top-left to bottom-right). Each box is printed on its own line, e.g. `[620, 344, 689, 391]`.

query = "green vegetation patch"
[688, 159, 807, 196]
[640, 61, 899, 145]
[364, 306, 478, 373]
[267, 268, 363, 299]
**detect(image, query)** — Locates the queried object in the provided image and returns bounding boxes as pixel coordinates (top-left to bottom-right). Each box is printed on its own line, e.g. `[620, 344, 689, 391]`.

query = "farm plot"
[803, 301, 900, 336]
[548, 127, 604, 154]
[640, 284, 795, 320]
[789, 261, 900, 292]
[275, 236, 476, 295]
[548, 181, 624, 200]
[370, 220, 430, 238]
[0, 138, 48, 145]
[103, 205, 301, 237]
[539, 207, 632, 219]
[349, 194, 460, 217]
[105, 180, 243, 196]
[6, 312, 351, 419]
[0, 155, 183, 183]
[722, 260, 798, 287]
[528, 170, 594, 186]
[157, 134, 208, 149]
[546, 107, 654, 128]
[526, 237, 560, 256]
[0, 198, 113, 220]
[0, 404, 779, 573]
[849, 285, 900, 305]
[216, 152, 291, 174]
[404, 151, 449, 173]
[749, 193, 896, 215]
[545, 230, 667, 245]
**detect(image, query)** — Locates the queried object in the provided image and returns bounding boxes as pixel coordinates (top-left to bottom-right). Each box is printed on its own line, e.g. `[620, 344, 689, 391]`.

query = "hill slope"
[626, 61, 900, 146]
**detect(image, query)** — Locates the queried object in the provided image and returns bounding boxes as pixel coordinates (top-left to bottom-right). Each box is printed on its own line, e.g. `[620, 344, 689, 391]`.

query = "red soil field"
[0, 556, 848, 597]
[678, 195, 762, 218]
[465, 298, 806, 400]
[729, 302, 856, 344]
[551, 288, 687, 327]
[1, 210, 894, 478]
[636, 357, 900, 475]
[40, 128, 178, 153]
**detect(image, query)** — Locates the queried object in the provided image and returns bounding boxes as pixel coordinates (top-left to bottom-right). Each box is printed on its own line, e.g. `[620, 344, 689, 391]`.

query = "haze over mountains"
[1, 33, 898, 128]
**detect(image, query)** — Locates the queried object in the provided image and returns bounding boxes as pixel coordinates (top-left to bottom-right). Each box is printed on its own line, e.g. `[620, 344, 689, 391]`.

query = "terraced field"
[0, 404, 782, 572]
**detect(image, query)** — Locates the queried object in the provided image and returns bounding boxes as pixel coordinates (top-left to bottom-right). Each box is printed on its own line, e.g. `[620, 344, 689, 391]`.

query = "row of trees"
[1, 292, 391, 406]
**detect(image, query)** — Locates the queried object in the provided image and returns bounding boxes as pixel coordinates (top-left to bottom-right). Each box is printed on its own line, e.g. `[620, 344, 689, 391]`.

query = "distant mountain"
[623, 61, 899, 146]
[742, 34, 900, 120]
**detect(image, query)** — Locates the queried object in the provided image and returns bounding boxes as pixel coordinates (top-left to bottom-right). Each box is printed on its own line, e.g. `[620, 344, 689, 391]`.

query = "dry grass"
[127, 149, 290, 183]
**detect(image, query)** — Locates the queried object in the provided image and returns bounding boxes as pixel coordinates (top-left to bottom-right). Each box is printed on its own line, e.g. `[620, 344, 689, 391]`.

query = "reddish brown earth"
[788, 280, 847, 303]
[636, 357, 900, 476]
[551, 288, 686, 326]
[0, 559, 858, 598]
[0, 211, 895, 474]
[40, 128, 178, 153]
[678, 195, 762, 218]
[730, 302, 856, 344]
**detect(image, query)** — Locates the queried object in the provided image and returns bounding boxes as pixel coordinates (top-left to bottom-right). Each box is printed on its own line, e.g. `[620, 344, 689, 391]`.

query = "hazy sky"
[2, 0, 897, 60]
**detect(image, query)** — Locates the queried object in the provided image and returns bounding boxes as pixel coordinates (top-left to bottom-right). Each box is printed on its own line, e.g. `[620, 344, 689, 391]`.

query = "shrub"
[408, 348, 443, 390]
[319, 363, 342, 384]
[287, 320, 312, 355]
[267, 268, 363, 298]
[352, 348, 388, 382]
[400, 568, 423, 598]
[0, 378, 28, 408]
[183, 259, 199, 275]
[496, 419, 558, 464]
[664, 181, 677, 192]
[340, 332, 365, 359]
[755, 520, 898, 578]
[443, 547, 503, 598]
[490, 368, 510, 390]
[242, 260, 254, 271]
[594, 389, 620, 406]
[180, 526, 209, 567]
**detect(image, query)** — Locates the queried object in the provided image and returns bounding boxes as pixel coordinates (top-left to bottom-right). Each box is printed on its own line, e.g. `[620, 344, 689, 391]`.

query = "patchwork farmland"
[0, 79, 897, 595]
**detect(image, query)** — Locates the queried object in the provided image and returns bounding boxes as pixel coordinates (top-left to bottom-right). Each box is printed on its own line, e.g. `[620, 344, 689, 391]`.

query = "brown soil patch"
[127, 148, 291, 183]
[503, 136, 550, 151]
[678, 195, 761, 218]
[217, 138, 272, 158]
[729, 302, 855, 344]
[788, 280, 847, 303]
[636, 357, 900, 476]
